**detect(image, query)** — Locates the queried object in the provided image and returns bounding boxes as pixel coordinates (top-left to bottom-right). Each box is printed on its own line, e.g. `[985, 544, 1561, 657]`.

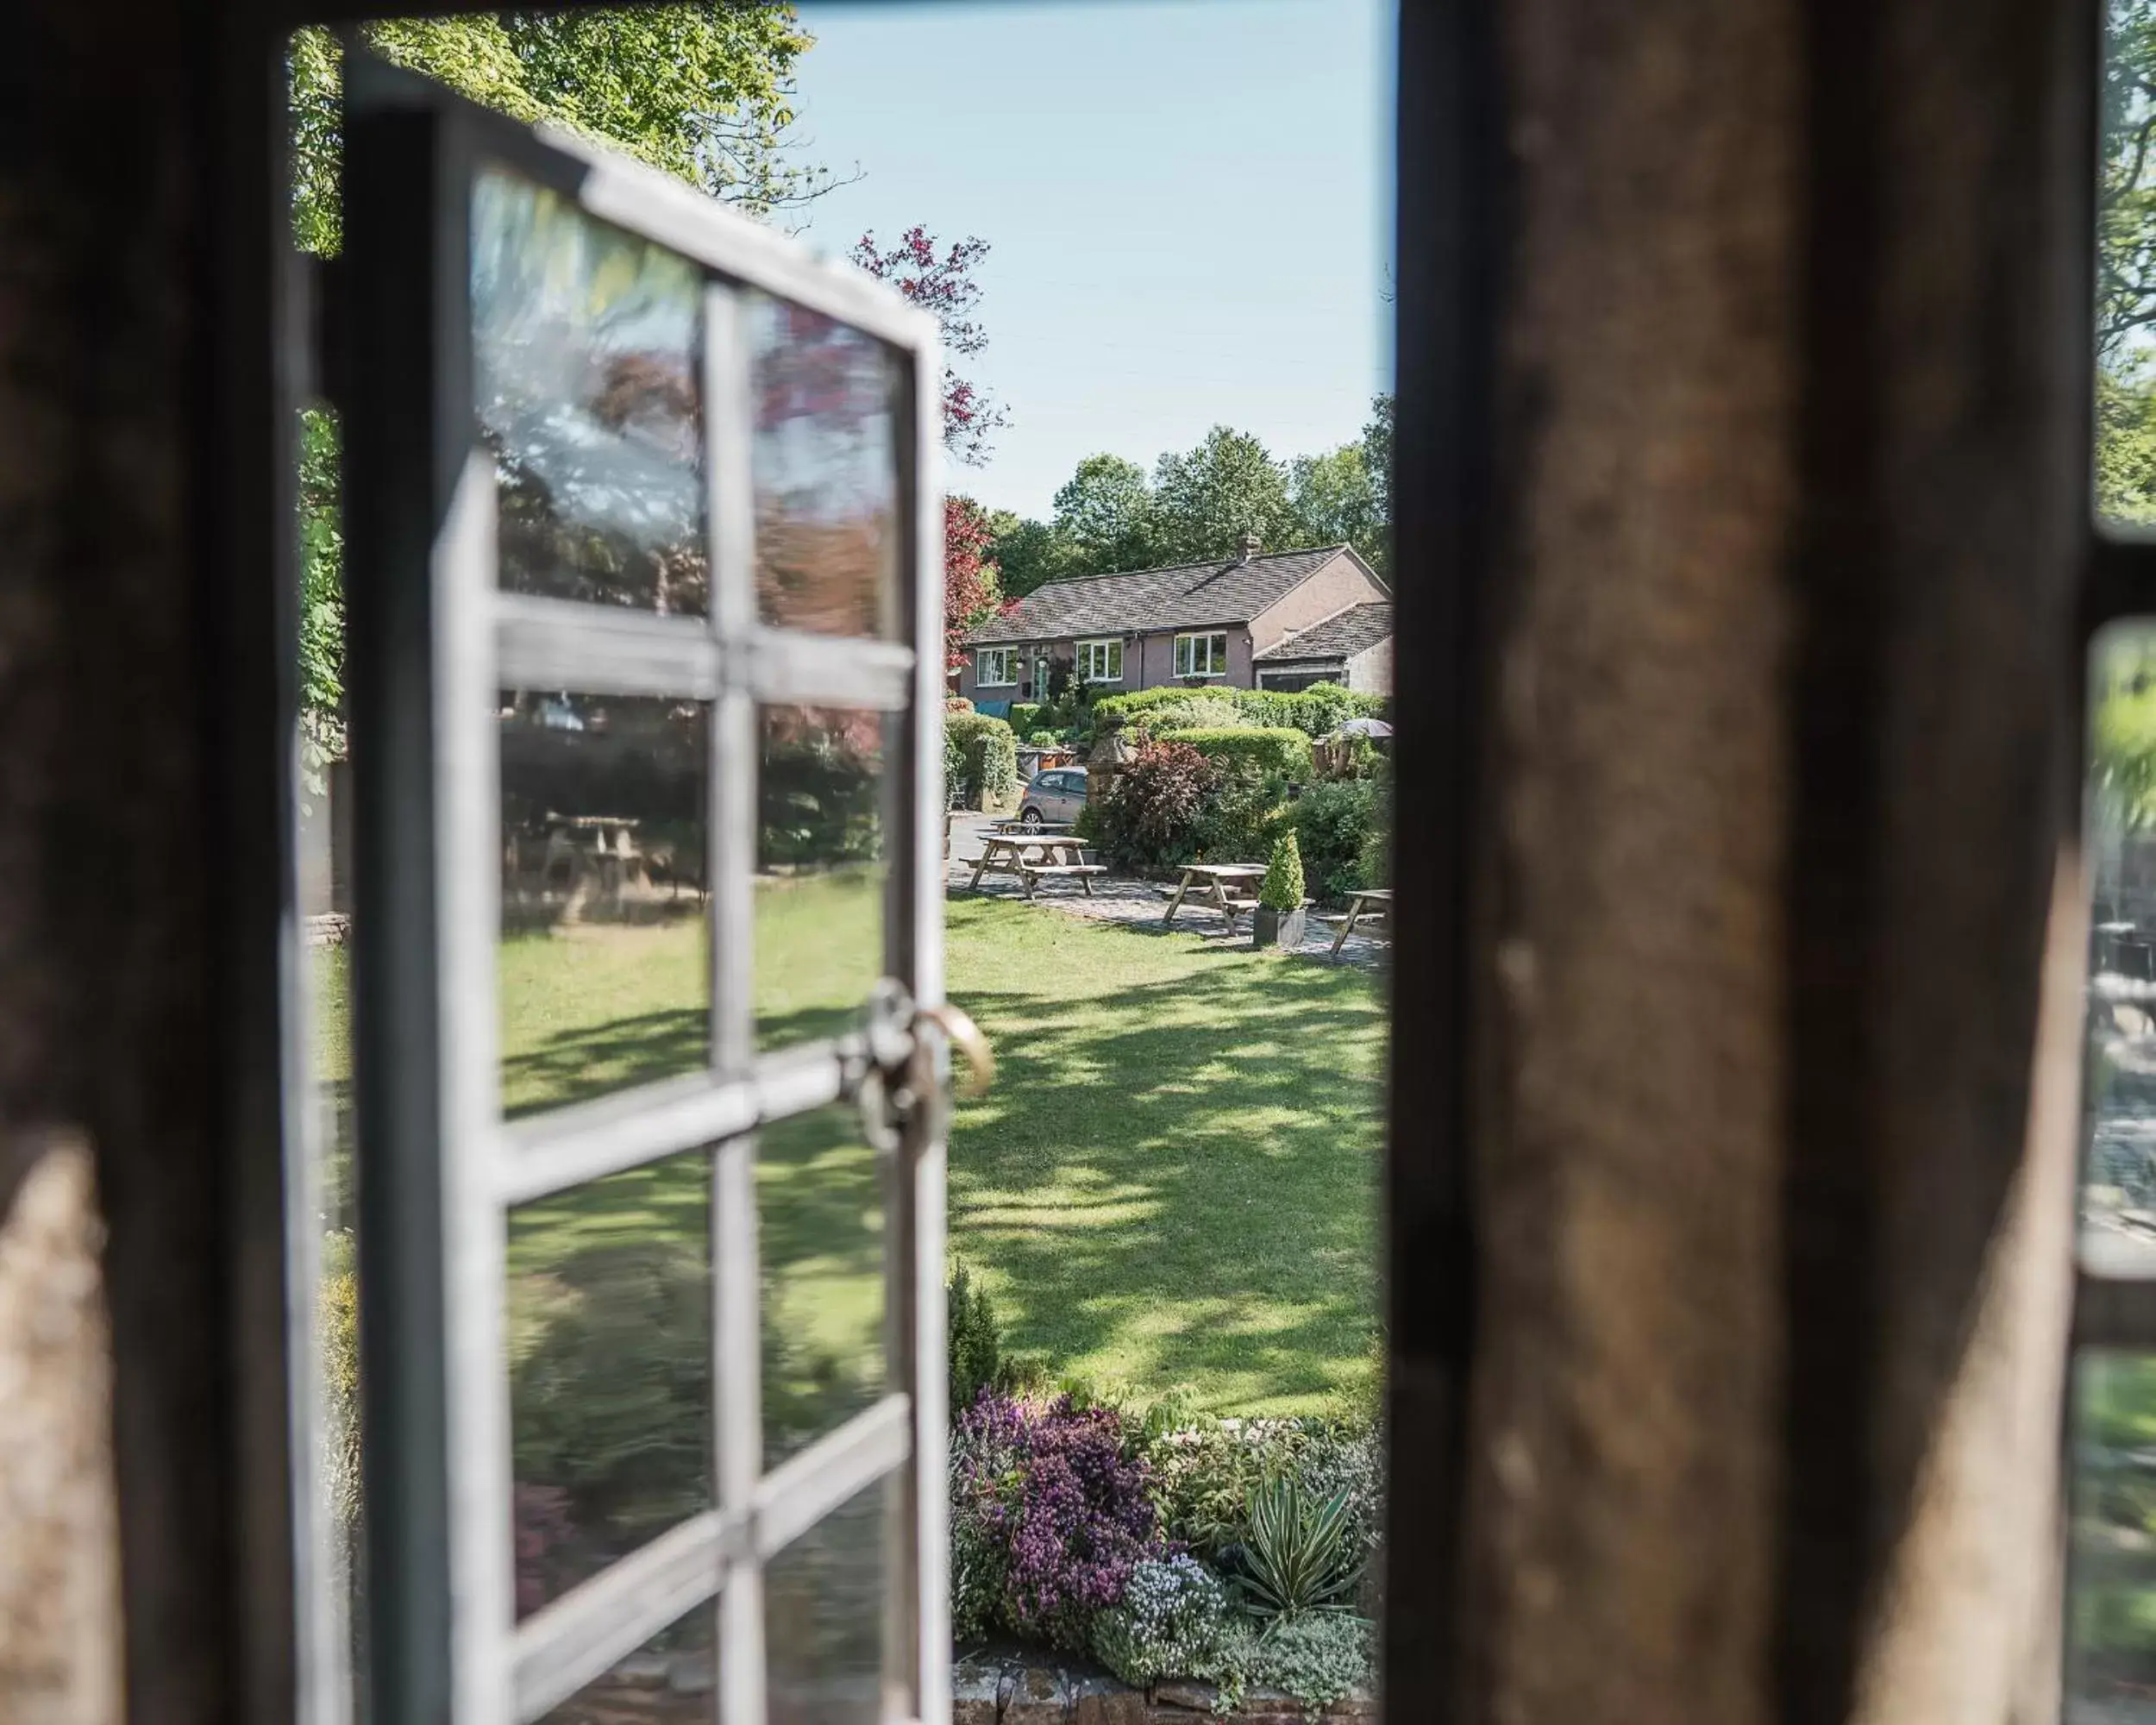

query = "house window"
[1175, 631, 1229, 678]
[1075, 638, 1123, 682]
[977, 645, 1018, 687]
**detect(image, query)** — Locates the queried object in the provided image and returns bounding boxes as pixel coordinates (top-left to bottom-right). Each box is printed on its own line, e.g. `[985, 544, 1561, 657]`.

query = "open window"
[336, 60, 969, 1725]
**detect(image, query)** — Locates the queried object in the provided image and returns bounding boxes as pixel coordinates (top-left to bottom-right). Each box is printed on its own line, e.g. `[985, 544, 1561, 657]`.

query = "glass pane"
[536, 1605, 714, 1724]
[501, 692, 709, 1118]
[2088, 625, 2156, 1275]
[765, 1476, 888, 1724]
[760, 1107, 886, 1465]
[473, 170, 706, 615]
[2069, 1352, 2156, 1716]
[749, 292, 901, 638]
[510, 1149, 712, 1616]
[756, 706, 887, 1050]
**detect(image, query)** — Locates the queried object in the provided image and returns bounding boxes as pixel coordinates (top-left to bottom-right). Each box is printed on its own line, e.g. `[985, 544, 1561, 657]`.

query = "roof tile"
[966, 545, 1358, 644]
[1253, 601, 1395, 663]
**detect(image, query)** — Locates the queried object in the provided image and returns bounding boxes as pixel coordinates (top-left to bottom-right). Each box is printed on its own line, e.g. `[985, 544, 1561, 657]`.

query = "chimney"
[1236, 530, 1261, 565]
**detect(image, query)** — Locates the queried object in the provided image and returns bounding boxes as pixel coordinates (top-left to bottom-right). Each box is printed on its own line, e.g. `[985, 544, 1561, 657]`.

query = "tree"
[987, 513, 1080, 599]
[289, 14, 832, 777]
[2105, 0, 2156, 363]
[1052, 455, 1158, 574]
[851, 226, 1007, 467]
[1149, 426, 1296, 564]
[1361, 393, 1394, 574]
[1288, 443, 1385, 574]
[944, 496, 1004, 672]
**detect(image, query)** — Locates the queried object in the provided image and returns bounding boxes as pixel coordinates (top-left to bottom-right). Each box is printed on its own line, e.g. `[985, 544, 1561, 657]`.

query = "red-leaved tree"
[851, 226, 1008, 467]
[945, 495, 1003, 672]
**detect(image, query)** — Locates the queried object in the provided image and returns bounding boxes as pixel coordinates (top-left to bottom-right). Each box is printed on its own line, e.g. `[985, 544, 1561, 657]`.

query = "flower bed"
[950, 1388, 1382, 1720]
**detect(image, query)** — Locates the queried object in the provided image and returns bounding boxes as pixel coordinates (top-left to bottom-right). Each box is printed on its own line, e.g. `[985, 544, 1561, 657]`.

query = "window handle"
[916, 1001, 995, 1099]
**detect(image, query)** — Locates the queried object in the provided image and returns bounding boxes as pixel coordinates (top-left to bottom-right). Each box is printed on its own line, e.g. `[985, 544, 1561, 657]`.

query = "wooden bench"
[1016, 862, 1106, 900]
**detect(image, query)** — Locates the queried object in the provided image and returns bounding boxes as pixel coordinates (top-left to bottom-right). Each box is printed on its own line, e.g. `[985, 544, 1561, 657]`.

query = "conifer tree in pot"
[1254, 831, 1307, 949]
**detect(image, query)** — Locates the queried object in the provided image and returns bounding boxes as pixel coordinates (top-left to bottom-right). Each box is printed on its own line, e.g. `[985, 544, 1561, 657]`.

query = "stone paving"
[944, 813, 1388, 969]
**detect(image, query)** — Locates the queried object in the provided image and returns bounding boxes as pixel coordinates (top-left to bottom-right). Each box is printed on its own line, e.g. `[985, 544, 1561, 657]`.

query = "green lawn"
[315, 877, 1383, 1423]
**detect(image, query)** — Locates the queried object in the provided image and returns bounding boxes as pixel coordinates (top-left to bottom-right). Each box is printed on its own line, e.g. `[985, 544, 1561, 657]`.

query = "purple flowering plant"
[952, 1389, 1163, 1649]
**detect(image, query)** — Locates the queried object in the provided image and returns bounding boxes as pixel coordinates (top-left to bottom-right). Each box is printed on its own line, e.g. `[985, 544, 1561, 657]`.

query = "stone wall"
[953, 1658, 1374, 1725]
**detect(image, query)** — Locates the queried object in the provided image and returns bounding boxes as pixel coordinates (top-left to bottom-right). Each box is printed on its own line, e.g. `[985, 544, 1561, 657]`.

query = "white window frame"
[342, 59, 953, 1725]
[1075, 637, 1123, 683]
[1175, 630, 1231, 678]
[976, 645, 1017, 687]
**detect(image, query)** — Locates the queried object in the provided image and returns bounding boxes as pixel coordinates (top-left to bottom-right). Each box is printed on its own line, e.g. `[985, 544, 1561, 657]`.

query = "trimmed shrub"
[1007, 701, 1044, 740]
[1260, 832, 1305, 912]
[1089, 740, 1219, 869]
[1092, 683, 1384, 741]
[945, 712, 1020, 812]
[1160, 725, 1313, 783]
[1289, 780, 1382, 902]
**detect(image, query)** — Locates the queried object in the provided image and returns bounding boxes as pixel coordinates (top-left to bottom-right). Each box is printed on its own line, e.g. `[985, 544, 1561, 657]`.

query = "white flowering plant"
[1088, 1556, 1250, 1706]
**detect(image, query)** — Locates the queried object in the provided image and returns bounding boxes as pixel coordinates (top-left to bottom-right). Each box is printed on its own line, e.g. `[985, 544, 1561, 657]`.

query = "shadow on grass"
[946, 952, 1384, 1414]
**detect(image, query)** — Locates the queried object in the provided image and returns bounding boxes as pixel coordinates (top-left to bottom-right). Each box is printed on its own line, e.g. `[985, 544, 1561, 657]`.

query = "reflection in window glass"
[534, 1605, 714, 1723]
[760, 1107, 885, 1465]
[765, 1475, 887, 1723]
[756, 706, 887, 1049]
[2088, 626, 2156, 1275]
[750, 292, 901, 638]
[473, 170, 707, 614]
[500, 692, 709, 1117]
[510, 1149, 712, 1618]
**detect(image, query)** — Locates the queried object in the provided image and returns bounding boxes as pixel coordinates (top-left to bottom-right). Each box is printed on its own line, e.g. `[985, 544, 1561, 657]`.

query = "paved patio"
[943, 812, 1388, 967]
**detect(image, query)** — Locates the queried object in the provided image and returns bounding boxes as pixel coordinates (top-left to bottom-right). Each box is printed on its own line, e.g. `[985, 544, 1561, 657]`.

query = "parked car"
[1018, 765, 1088, 830]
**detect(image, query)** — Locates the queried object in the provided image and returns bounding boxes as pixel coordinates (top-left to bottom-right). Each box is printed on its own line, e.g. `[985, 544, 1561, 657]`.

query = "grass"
[313, 875, 1384, 1420]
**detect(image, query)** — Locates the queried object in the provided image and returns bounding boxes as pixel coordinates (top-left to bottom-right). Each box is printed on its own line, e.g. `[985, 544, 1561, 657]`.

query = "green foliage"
[1289, 780, 1382, 901]
[1244, 1613, 1376, 1715]
[289, 11, 824, 257]
[1358, 393, 1393, 578]
[1235, 1476, 1364, 1622]
[946, 712, 1020, 812]
[2102, 372, 2156, 527]
[987, 512, 1084, 598]
[1093, 683, 1380, 740]
[943, 725, 966, 810]
[949, 1259, 1003, 1410]
[1160, 726, 1313, 784]
[2095, 634, 2156, 828]
[1089, 1557, 1248, 1702]
[298, 405, 346, 791]
[1288, 442, 1385, 574]
[1007, 702, 1044, 741]
[1194, 779, 1291, 864]
[1259, 832, 1306, 913]
[320, 1234, 361, 1567]
[1055, 453, 1160, 573]
[1150, 426, 1297, 563]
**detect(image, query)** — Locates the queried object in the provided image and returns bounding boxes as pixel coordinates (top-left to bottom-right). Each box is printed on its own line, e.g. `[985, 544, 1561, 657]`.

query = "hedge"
[1158, 725, 1313, 782]
[1092, 682, 1384, 739]
[945, 712, 1020, 812]
[1007, 702, 1044, 741]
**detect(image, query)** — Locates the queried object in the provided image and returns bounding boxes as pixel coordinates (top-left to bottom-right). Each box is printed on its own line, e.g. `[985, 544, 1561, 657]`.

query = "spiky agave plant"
[1235, 1476, 1364, 1624]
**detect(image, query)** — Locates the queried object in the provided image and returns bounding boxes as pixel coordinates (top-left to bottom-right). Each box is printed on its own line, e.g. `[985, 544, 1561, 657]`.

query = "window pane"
[473, 171, 706, 615]
[750, 292, 902, 639]
[510, 1148, 712, 1617]
[765, 1475, 889, 1723]
[534, 1605, 714, 1723]
[500, 693, 709, 1119]
[756, 706, 888, 1050]
[760, 1107, 886, 1465]
[2087, 624, 2156, 1275]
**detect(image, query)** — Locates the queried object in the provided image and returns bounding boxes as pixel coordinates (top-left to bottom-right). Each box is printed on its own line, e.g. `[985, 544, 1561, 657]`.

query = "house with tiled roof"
[957, 535, 1392, 707]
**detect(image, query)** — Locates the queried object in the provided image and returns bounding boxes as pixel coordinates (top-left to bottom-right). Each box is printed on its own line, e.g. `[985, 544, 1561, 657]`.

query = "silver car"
[1018, 766, 1088, 830]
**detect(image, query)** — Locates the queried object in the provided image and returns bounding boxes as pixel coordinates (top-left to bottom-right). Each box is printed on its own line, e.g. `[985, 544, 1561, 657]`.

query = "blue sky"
[788, 0, 1396, 519]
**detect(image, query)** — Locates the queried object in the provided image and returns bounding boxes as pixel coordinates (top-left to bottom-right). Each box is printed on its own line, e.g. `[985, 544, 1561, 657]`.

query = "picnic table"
[1330, 887, 1394, 957]
[967, 831, 1105, 900]
[1161, 862, 1269, 927]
